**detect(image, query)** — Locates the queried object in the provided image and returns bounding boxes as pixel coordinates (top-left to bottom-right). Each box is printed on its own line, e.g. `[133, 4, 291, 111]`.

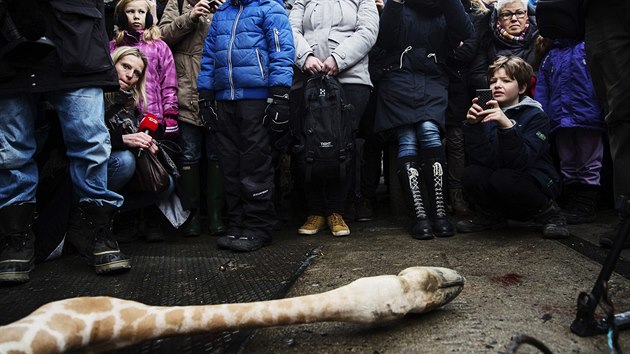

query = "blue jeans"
[108, 150, 136, 192]
[0, 88, 123, 208]
[177, 121, 219, 164]
[397, 120, 442, 158]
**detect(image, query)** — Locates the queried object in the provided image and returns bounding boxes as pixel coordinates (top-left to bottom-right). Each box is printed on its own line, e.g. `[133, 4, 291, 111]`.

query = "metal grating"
[0, 240, 319, 353]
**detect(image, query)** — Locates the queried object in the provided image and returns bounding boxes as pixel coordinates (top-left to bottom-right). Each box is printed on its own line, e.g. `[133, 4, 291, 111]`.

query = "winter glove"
[161, 113, 180, 140]
[199, 91, 218, 133]
[264, 86, 291, 133]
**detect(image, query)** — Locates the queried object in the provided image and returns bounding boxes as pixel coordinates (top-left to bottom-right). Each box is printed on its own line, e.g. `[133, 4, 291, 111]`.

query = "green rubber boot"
[180, 164, 202, 237]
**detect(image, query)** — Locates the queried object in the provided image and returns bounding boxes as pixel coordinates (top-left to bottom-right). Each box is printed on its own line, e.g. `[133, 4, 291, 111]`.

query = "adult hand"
[375, 0, 385, 12]
[210, 0, 225, 13]
[122, 132, 156, 149]
[303, 55, 324, 75]
[190, 0, 212, 20]
[322, 56, 339, 76]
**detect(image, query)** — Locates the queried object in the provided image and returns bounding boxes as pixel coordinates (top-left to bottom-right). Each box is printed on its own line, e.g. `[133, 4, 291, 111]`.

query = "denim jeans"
[0, 88, 123, 208]
[108, 150, 136, 192]
[177, 121, 219, 164]
[397, 120, 442, 158]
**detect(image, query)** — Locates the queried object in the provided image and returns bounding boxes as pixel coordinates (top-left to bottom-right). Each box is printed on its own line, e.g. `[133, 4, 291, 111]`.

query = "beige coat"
[289, 0, 379, 87]
[159, 0, 212, 126]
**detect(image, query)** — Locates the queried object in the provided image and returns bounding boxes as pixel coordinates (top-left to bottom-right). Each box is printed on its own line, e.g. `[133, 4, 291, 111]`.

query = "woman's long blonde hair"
[470, 0, 491, 15]
[111, 46, 148, 109]
[113, 0, 161, 45]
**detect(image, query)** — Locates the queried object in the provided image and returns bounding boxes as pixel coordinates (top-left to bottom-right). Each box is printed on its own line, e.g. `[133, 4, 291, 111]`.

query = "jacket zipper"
[228, 6, 244, 100]
[256, 48, 265, 80]
[399, 46, 412, 69]
[274, 28, 280, 52]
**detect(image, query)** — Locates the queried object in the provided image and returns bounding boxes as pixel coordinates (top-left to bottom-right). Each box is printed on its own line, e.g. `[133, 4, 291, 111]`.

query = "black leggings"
[462, 165, 549, 220]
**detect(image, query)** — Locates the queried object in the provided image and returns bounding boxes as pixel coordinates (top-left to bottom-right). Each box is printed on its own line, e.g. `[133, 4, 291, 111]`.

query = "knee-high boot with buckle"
[179, 163, 201, 237]
[420, 147, 455, 237]
[397, 156, 433, 240]
[0, 203, 35, 284]
[207, 160, 226, 235]
[66, 203, 131, 275]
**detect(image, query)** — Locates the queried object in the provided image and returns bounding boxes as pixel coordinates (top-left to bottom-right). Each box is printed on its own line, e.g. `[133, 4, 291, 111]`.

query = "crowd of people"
[0, 0, 627, 286]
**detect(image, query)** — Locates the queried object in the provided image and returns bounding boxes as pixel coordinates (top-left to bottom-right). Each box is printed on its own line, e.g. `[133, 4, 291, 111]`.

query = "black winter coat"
[373, 0, 473, 133]
[0, 0, 118, 95]
[463, 97, 561, 199]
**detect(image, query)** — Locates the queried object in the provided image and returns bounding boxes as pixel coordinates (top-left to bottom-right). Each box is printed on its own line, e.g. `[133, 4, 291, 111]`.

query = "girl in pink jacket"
[111, 0, 179, 140]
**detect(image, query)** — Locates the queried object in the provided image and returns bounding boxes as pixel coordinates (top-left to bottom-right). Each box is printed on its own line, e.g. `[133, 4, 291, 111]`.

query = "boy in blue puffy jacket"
[198, 0, 294, 252]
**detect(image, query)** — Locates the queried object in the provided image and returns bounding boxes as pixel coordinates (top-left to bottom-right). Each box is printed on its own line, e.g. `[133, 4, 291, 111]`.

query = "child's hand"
[479, 100, 514, 129]
[466, 97, 485, 125]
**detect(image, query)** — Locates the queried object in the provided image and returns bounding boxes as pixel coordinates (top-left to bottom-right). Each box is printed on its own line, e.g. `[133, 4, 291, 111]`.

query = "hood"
[503, 95, 542, 112]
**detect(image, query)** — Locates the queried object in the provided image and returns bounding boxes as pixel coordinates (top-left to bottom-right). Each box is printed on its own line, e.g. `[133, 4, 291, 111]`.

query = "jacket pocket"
[48, 1, 112, 75]
[255, 48, 266, 81]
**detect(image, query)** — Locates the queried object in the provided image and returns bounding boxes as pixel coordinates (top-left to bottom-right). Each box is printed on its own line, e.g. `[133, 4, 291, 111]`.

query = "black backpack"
[536, 0, 586, 40]
[295, 74, 354, 182]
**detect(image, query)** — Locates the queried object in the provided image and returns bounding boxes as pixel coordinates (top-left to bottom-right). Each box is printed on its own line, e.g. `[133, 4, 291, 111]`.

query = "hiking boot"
[534, 200, 570, 239]
[449, 188, 472, 216]
[355, 197, 374, 222]
[217, 228, 241, 249]
[456, 211, 506, 233]
[229, 235, 270, 252]
[599, 219, 628, 248]
[327, 213, 350, 237]
[298, 215, 327, 235]
[67, 203, 131, 275]
[0, 203, 36, 284]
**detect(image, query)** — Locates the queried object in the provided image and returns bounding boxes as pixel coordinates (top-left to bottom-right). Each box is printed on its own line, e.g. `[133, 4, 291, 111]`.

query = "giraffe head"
[397, 266, 465, 314]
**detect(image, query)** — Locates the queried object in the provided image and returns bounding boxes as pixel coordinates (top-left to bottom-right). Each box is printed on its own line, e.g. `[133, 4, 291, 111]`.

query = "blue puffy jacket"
[197, 0, 295, 100]
[534, 40, 605, 133]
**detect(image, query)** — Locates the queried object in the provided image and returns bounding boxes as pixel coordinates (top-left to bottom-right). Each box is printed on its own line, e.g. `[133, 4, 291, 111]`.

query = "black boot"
[562, 184, 598, 224]
[420, 148, 455, 237]
[143, 205, 165, 242]
[534, 200, 570, 239]
[0, 203, 35, 284]
[397, 156, 433, 240]
[67, 203, 131, 274]
[179, 164, 201, 237]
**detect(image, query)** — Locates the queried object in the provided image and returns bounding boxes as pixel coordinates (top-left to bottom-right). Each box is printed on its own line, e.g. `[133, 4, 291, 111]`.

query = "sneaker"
[355, 198, 374, 222]
[456, 212, 506, 233]
[229, 236, 269, 252]
[217, 235, 236, 249]
[298, 215, 327, 235]
[327, 213, 350, 237]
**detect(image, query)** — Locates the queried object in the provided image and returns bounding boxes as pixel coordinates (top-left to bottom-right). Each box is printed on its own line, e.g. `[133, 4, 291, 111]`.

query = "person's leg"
[0, 94, 38, 283]
[232, 100, 276, 251]
[417, 121, 454, 237]
[177, 122, 203, 237]
[456, 165, 507, 233]
[214, 100, 243, 248]
[107, 150, 136, 192]
[298, 169, 328, 235]
[204, 130, 226, 235]
[50, 88, 129, 274]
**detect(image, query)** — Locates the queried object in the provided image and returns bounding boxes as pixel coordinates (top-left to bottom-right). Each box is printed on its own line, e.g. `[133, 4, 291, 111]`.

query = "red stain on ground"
[491, 273, 523, 286]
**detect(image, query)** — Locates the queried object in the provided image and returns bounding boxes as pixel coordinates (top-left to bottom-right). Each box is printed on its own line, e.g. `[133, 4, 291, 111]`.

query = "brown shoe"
[327, 213, 350, 237]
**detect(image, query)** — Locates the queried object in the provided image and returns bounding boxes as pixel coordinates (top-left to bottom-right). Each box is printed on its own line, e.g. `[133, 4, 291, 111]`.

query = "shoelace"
[305, 216, 322, 227]
[329, 214, 346, 227]
[1, 232, 28, 252]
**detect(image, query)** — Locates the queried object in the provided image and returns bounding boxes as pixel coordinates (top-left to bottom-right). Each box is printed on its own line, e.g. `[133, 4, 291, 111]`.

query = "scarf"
[496, 21, 530, 44]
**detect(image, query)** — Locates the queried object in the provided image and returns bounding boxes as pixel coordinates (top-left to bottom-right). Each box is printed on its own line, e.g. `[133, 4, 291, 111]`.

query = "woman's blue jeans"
[108, 150, 136, 192]
[397, 120, 442, 158]
[0, 88, 123, 208]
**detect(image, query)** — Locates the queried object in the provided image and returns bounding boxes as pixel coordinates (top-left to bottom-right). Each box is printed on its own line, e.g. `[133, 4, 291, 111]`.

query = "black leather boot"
[420, 147, 455, 237]
[397, 156, 433, 240]
[67, 203, 131, 274]
[0, 203, 35, 284]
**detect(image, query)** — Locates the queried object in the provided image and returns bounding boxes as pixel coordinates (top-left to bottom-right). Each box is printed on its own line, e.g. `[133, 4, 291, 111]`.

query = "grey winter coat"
[289, 0, 379, 87]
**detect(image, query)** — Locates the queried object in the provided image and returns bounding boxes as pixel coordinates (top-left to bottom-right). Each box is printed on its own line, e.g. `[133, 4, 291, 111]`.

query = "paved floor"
[240, 207, 630, 353]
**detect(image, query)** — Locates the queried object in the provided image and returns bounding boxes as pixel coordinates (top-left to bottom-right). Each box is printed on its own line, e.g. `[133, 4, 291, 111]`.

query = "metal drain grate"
[0, 240, 319, 353]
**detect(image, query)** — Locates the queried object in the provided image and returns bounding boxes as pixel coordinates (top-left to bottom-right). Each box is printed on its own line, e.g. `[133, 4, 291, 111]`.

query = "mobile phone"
[476, 89, 493, 111]
[209, 0, 221, 9]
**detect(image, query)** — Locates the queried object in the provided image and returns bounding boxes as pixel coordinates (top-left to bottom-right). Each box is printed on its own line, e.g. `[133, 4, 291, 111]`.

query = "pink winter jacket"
[110, 31, 179, 139]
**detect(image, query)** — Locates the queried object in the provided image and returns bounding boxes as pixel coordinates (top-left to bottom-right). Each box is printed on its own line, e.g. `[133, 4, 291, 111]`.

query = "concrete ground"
[238, 205, 630, 353]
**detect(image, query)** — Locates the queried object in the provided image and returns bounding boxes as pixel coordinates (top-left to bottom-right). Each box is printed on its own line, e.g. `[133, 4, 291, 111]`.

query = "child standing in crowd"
[534, 40, 605, 225]
[373, 0, 473, 240]
[159, 0, 226, 238]
[111, 0, 180, 242]
[457, 56, 569, 238]
[198, 0, 294, 252]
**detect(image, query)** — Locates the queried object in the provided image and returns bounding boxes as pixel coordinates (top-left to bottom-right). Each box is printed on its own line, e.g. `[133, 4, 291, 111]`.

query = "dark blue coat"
[373, 0, 473, 133]
[534, 41, 605, 133]
[463, 97, 561, 198]
[198, 0, 295, 100]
